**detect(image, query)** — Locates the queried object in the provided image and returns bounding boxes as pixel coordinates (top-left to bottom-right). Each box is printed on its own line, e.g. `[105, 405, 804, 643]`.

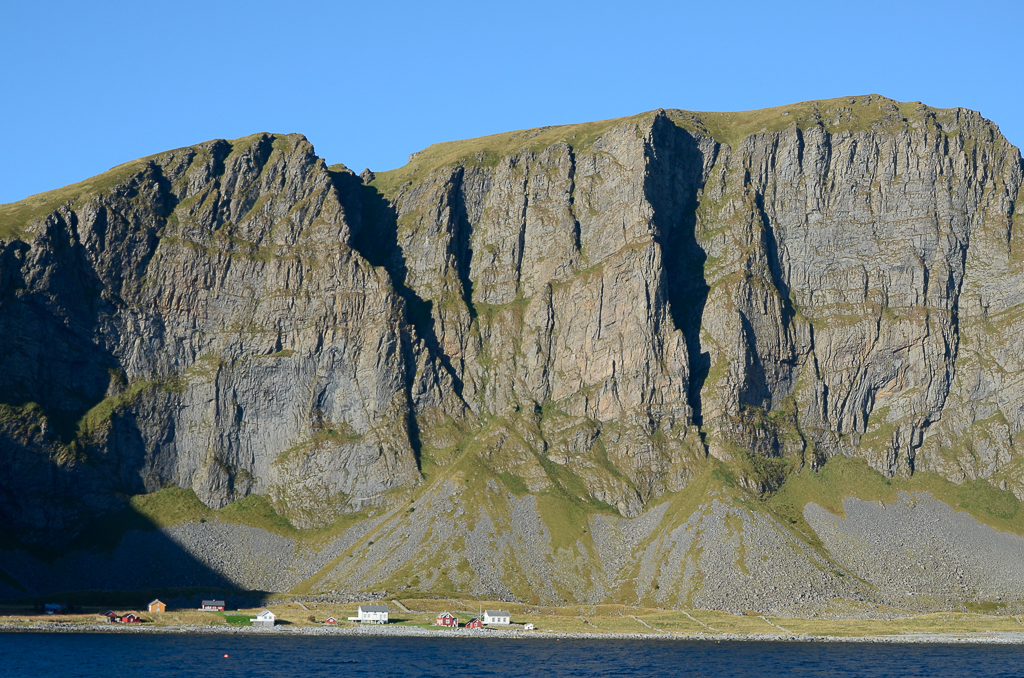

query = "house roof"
[148, 599, 163, 605]
[437, 611, 455, 618]
[255, 610, 275, 619]
[358, 605, 389, 613]
[484, 610, 511, 616]
[202, 600, 226, 606]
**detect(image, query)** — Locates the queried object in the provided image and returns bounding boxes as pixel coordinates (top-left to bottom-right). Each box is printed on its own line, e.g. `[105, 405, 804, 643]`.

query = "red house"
[119, 614, 143, 624]
[465, 618, 483, 629]
[435, 611, 458, 627]
[200, 600, 226, 611]
[324, 617, 338, 625]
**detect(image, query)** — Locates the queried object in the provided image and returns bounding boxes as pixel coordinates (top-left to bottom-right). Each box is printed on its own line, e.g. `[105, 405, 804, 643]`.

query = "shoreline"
[3, 622, 1024, 645]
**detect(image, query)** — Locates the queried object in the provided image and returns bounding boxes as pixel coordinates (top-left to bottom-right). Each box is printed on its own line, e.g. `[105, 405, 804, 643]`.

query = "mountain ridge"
[1, 95, 1023, 614]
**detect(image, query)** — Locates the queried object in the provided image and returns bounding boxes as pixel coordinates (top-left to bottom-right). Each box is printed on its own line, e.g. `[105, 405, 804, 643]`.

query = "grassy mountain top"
[0, 132, 296, 241]
[369, 94, 989, 195]
[0, 156, 149, 241]
[3, 96, 996, 242]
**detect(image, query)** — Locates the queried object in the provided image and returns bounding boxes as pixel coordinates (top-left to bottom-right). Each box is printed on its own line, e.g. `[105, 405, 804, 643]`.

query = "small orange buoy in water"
[224, 654, 229, 658]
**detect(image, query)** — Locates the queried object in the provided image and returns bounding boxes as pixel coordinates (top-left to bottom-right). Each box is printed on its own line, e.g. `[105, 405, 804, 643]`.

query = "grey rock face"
[363, 97, 1024, 502]
[0, 134, 424, 539]
[1, 95, 1023, 554]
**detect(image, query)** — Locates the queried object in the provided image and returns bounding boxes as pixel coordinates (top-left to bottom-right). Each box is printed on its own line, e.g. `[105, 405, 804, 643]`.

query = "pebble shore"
[3, 621, 1024, 645]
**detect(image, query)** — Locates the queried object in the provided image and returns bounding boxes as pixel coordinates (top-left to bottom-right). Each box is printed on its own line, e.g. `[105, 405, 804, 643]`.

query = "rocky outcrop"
[1, 95, 1023, 552]
[0, 134, 427, 540]
[356, 95, 1024, 503]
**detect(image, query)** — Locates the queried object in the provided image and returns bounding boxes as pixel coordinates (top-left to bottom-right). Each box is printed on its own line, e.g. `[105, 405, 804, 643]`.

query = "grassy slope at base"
[765, 455, 1024, 536]
[49, 452, 1024, 608]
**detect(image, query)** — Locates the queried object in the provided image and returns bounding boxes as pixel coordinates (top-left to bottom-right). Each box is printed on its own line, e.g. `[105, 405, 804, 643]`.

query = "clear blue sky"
[2, 0, 1021, 205]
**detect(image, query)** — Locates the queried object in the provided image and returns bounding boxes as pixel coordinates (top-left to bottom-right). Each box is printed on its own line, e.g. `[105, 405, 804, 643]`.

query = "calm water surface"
[2, 632, 1024, 677]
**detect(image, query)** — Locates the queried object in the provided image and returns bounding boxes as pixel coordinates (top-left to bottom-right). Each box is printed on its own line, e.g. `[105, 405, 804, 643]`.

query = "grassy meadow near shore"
[4, 598, 1024, 640]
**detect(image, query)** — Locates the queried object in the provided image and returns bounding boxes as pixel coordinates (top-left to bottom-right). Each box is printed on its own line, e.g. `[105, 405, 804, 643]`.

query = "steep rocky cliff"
[0, 135, 428, 538]
[1, 95, 1023, 610]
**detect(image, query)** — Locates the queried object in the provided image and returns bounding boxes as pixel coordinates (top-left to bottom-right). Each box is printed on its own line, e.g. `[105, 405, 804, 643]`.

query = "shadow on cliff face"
[0, 229, 121, 448]
[0, 212, 162, 544]
[0, 498, 248, 602]
[0, 189, 257, 600]
[330, 167, 470, 406]
[329, 167, 477, 468]
[645, 116, 712, 427]
[448, 166, 477, 322]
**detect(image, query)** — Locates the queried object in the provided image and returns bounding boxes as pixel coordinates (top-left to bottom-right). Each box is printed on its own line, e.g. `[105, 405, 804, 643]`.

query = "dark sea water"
[2, 632, 1024, 677]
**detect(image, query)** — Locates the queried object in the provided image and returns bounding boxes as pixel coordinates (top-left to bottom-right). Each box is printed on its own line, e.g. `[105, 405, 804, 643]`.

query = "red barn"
[120, 614, 143, 624]
[465, 618, 483, 629]
[435, 611, 458, 627]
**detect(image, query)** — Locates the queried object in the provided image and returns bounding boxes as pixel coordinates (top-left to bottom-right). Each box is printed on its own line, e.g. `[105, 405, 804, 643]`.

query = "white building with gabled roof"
[483, 610, 510, 625]
[348, 604, 389, 624]
[250, 610, 276, 627]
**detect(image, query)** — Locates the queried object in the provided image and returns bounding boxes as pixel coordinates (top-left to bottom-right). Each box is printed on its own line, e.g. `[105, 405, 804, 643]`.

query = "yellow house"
[148, 599, 166, 613]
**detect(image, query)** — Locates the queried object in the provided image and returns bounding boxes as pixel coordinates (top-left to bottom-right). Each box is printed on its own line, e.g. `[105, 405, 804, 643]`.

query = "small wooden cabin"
[435, 611, 458, 627]
[148, 599, 166, 613]
[201, 600, 226, 611]
[465, 618, 483, 629]
[324, 617, 338, 625]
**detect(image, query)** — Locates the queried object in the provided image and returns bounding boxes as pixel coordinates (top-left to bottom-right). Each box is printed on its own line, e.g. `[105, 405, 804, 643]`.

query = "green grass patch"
[766, 454, 1024, 538]
[61, 488, 212, 554]
[76, 381, 158, 439]
[0, 402, 46, 444]
[131, 487, 213, 527]
[223, 614, 253, 626]
[496, 472, 530, 496]
[216, 494, 295, 536]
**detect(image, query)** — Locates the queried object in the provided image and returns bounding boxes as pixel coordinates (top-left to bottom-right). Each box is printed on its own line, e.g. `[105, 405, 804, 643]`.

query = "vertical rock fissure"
[328, 167, 463, 467]
[514, 161, 529, 293]
[332, 169, 462, 394]
[645, 117, 712, 428]
[566, 146, 583, 253]
[450, 167, 477, 321]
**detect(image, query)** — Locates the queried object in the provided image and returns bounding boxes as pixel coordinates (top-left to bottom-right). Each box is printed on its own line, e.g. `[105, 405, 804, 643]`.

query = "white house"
[483, 610, 510, 625]
[348, 604, 389, 624]
[250, 610, 276, 628]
